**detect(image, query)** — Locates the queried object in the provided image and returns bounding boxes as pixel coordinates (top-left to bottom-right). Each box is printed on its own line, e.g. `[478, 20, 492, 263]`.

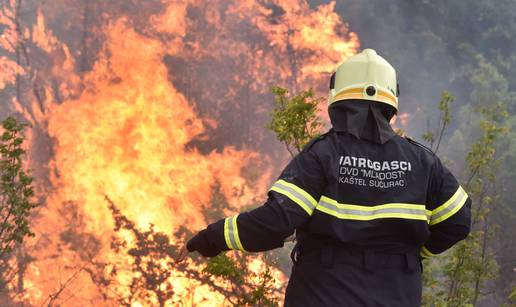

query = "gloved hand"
[186, 229, 222, 257]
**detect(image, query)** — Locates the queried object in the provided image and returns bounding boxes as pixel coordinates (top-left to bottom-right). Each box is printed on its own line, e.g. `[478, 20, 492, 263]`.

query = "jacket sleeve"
[421, 156, 472, 259]
[187, 145, 326, 256]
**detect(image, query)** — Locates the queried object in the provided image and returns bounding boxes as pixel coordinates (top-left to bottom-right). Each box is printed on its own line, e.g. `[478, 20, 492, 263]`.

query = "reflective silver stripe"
[316, 196, 428, 221]
[430, 186, 468, 225]
[224, 215, 246, 251]
[227, 216, 238, 250]
[270, 180, 316, 215]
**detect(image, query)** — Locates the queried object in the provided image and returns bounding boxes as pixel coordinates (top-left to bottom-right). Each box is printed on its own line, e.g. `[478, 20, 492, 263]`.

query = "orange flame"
[0, 1, 360, 305]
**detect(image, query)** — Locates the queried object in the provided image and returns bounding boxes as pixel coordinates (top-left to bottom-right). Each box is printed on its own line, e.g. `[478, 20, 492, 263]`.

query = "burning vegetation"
[0, 0, 358, 305]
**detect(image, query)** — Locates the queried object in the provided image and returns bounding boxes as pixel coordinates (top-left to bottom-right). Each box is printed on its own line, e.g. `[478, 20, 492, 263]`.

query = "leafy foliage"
[422, 103, 508, 306]
[267, 86, 324, 157]
[205, 254, 279, 306]
[0, 116, 37, 306]
[422, 91, 454, 154]
[92, 196, 280, 306]
[0, 117, 36, 259]
[445, 104, 507, 306]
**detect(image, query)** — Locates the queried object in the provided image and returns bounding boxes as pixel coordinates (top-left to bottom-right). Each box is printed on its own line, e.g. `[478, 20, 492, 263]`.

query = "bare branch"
[41, 263, 89, 307]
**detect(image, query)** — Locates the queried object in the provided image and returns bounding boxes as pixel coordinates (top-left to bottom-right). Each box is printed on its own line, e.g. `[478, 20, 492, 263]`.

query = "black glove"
[186, 229, 222, 257]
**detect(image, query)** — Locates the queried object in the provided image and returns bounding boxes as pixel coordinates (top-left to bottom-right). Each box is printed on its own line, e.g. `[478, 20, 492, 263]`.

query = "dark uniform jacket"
[187, 103, 471, 307]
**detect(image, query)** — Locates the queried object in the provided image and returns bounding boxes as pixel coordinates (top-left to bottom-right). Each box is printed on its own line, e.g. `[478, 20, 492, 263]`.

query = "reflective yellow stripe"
[276, 180, 318, 207]
[223, 215, 246, 251]
[332, 87, 397, 106]
[377, 89, 397, 101]
[332, 92, 364, 101]
[420, 245, 436, 258]
[316, 196, 428, 221]
[270, 186, 312, 215]
[270, 179, 317, 215]
[430, 186, 468, 225]
[223, 217, 234, 250]
[232, 214, 246, 251]
[339, 88, 364, 95]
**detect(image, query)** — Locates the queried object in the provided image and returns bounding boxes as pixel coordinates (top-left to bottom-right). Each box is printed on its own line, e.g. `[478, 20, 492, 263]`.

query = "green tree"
[444, 104, 507, 306]
[0, 117, 36, 258]
[421, 101, 508, 306]
[0, 116, 37, 295]
[422, 91, 454, 154]
[421, 93, 455, 306]
[267, 86, 324, 157]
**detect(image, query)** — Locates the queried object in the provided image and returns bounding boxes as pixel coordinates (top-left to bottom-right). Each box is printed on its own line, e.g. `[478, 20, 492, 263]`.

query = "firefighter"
[177, 49, 471, 306]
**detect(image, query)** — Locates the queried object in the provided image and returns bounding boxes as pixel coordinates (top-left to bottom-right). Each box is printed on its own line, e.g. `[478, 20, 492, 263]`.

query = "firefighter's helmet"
[329, 49, 399, 110]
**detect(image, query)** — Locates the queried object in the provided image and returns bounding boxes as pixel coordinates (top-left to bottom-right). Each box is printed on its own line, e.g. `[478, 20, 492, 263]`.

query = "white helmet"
[329, 49, 399, 110]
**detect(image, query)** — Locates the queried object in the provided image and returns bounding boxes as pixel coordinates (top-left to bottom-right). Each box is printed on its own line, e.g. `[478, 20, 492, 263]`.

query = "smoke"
[0, 0, 513, 305]
[332, 0, 515, 128]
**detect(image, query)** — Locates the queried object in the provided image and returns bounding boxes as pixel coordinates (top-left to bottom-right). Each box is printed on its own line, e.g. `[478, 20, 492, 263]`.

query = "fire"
[390, 112, 411, 133]
[0, 0, 359, 305]
[25, 19, 269, 305]
[45, 20, 262, 233]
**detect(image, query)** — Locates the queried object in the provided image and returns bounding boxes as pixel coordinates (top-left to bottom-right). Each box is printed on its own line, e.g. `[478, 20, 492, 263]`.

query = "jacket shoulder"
[301, 130, 331, 153]
[403, 136, 435, 155]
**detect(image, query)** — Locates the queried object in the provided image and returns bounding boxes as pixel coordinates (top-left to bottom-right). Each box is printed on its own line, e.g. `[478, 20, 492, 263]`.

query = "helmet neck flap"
[329, 100, 396, 144]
